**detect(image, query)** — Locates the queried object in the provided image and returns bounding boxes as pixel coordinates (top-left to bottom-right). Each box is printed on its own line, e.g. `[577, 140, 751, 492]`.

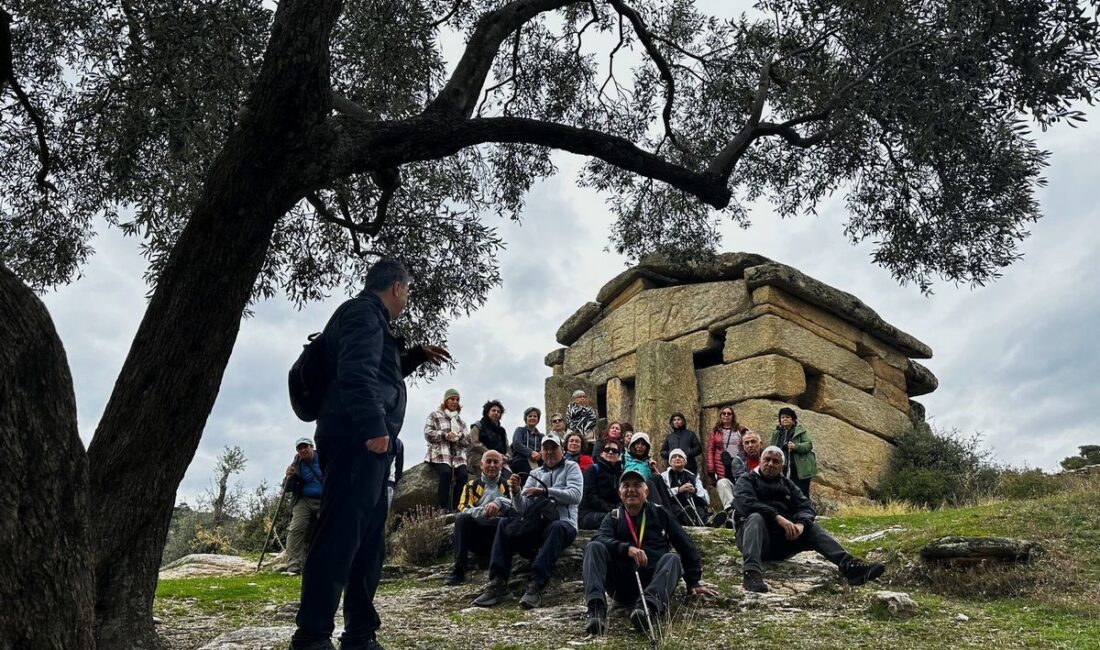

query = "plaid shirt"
[423, 410, 471, 466]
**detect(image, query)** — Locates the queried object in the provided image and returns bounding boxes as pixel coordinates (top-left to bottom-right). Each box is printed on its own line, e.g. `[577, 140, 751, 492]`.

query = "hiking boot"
[471, 576, 509, 607]
[629, 598, 658, 635]
[519, 579, 545, 609]
[443, 567, 466, 586]
[288, 639, 336, 650]
[842, 558, 886, 586]
[742, 570, 769, 593]
[339, 635, 383, 650]
[584, 599, 608, 635]
[707, 509, 729, 528]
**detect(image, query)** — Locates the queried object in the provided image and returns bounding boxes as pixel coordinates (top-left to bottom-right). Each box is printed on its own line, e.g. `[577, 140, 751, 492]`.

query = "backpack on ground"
[288, 332, 330, 422]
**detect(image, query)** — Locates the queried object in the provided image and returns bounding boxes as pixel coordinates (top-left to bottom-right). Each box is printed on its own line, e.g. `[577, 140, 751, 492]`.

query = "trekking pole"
[686, 494, 707, 527]
[633, 566, 659, 645]
[256, 474, 291, 572]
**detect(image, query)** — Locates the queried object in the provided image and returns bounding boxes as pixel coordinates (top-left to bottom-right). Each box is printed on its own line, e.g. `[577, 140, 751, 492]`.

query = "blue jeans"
[293, 434, 392, 645]
[489, 518, 577, 585]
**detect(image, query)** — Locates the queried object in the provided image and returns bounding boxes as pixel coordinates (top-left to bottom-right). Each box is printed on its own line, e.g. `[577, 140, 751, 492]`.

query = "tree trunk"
[84, 0, 345, 645]
[0, 264, 94, 650]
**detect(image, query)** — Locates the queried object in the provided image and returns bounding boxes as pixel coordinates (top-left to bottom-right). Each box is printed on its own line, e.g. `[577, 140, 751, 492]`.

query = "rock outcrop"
[545, 254, 939, 497]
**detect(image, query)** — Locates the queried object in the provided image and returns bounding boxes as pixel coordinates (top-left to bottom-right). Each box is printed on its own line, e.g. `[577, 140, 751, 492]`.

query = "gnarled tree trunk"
[0, 264, 94, 650]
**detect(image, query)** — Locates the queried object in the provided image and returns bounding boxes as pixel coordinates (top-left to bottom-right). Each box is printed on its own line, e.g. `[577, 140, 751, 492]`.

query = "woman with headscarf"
[423, 388, 471, 511]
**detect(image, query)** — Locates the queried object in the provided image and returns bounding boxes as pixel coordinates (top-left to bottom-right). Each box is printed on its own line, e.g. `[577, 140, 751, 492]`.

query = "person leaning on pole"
[289, 259, 450, 650]
[283, 437, 323, 575]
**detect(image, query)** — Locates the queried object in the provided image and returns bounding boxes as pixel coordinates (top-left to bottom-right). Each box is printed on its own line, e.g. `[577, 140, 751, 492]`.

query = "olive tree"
[1, 0, 1097, 648]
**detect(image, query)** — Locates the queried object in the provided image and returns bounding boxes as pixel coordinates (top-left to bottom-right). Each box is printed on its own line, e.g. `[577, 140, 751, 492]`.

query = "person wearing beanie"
[661, 448, 715, 527]
[659, 412, 703, 475]
[510, 406, 545, 475]
[770, 407, 817, 498]
[471, 399, 509, 457]
[423, 389, 471, 511]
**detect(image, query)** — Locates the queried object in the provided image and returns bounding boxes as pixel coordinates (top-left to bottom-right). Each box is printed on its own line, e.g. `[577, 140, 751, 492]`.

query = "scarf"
[443, 409, 462, 433]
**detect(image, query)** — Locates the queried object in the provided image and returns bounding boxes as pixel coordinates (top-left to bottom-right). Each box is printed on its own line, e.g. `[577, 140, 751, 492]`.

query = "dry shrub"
[390, 506, 450, 565]
[835, 500, 922, 518]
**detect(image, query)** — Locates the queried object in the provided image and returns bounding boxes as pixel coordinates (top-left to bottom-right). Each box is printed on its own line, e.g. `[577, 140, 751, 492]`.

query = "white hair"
[571, 389, 587, 398]
[761, 445, 786, 461]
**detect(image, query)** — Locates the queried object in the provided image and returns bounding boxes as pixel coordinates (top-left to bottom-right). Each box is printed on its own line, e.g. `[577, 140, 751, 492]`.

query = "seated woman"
[470, 399, 509, 458]
[578, 439, 623, 530]
[563, 431, 593, 471]
[423, 388, 471, 512]
[509, 406, 544, 475]
[623, 432, 658, 480]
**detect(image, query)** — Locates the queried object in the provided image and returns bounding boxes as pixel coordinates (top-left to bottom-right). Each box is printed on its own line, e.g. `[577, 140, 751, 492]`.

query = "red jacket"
[706, 427, 750, 479]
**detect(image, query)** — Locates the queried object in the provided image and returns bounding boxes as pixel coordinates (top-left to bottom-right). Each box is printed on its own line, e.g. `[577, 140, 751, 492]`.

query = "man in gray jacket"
[472, 433, 582, 610]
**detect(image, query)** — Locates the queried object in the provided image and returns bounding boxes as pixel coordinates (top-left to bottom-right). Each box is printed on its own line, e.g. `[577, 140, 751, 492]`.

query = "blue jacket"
[288, 455, 323, 501]
[316, 291, 426, 444]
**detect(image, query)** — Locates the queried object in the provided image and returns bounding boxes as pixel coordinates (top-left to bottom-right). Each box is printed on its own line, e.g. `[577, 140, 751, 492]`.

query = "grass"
[155, 473, 1100, 649]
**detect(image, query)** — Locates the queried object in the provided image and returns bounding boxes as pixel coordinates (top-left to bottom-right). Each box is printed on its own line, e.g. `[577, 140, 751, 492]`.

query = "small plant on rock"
[391, 506, 450, 565]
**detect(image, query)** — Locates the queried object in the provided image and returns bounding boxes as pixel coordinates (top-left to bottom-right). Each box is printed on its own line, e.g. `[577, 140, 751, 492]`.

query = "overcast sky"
[36, 8, 1100, 506]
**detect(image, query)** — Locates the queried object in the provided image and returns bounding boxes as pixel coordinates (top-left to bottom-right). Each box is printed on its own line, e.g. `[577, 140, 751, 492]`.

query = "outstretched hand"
[689, 584, 720, 598]
[422, 344, 452, 365]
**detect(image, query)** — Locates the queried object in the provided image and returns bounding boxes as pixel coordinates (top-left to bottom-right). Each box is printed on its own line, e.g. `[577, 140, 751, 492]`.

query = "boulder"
[920, 537, 1044, 566]
[563, 280, 751, 375]
[390, 462, 437, 517]
[905, 360, 939, 397]
[159, 554, 258, 579]
[870, 591, 919, 619]
[555, 302, 601, 346]
[544, 347, 566, 367]
[634, 340, 700, 460]
[544, 375, 599, 425]
[723, 315, 874, 390]
[605, 377, 634, 423]
[908, 399, 926, 425]
[696, 354, 807, 407]
[638, 251, 774, 282]
[732, 399, 894, 496]
[744, 263, 933, 359]
[804, 375, 914, 441]
[751, 285, 861, 348]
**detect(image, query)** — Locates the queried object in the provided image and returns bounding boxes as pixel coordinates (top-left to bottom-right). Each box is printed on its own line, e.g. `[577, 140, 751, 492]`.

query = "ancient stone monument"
[544, 253, 938, 499]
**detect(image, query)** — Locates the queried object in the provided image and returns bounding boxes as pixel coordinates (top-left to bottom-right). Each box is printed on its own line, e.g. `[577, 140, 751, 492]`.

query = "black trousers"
[582, 541, 683, 612]
[489, 518, 576, 586]
[452, 511, 500, 570]
[293, 434, 391, 645]
[578, 510, 610, 530]
[735, 512, 851, 574]
[430, 462, 468, 511]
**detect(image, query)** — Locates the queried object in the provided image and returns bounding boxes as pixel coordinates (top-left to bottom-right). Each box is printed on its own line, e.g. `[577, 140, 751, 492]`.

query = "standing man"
[290, 259, 449, 650]
[582, 469, 717, 636]
[284, 437, 323, 575]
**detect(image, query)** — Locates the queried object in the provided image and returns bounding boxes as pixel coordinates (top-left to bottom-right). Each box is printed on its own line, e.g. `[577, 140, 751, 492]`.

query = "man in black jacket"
[582, 469, 718, 636]
[578, 440, 624, 529]
[734, 446, 885, 594]
[290, 260, 449, 650]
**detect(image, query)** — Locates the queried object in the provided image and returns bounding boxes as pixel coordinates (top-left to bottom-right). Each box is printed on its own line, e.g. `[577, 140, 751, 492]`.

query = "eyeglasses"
[603, 448, 622, 455]
[551, 418, 563, 423]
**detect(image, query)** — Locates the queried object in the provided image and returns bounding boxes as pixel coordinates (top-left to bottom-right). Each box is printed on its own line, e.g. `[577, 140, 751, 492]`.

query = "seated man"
[445, 450, 512, 586]
[472, 433, 582, 610]
[579, 439, 624, 530]
[714, 430, 763, 522]
[734, 446, 885, 593]
[660, 448, 714, 527]
[583, 469, 717, 637]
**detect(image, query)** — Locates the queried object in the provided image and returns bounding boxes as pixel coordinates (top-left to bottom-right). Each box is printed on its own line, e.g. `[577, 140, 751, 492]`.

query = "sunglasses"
[603, 448, 622, 455]
[551, 418, 564, 423]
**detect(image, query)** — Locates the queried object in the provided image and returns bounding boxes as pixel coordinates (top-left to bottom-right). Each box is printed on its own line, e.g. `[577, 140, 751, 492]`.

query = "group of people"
[285, 259, 882, 650]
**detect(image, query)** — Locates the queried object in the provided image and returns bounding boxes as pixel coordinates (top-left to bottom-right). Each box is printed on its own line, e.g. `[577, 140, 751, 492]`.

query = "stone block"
[744, 263, 932, 359]
[555, 302, 601, 346]
[804, 375, 913, 441]
[710, 303, 858, 353]
[696, 355, 806, 407]
[586, 330, 720, 385]
[551, 364, 563, 376]
[606, 377, 634, 423]
[544, 375, 599, 425]
[752, 285, 861, 347]
[722, 315, 874, 390]
[604, 277, 654, 314]
[868, 356, 907, 389]
[596, 267, 674, 305]
[637, 251, 774, 282]
[564, 280, 751, 375]
[733, 399, 894, 497]
[634, 341, 700, 460]
[905, 360, 939, 397]
[390, 462, 437, 517]
[873, 378, 910, 413]
[908, 400, 926, 426]
[544, 347, 566, 367]
[858, 333, 910, 371]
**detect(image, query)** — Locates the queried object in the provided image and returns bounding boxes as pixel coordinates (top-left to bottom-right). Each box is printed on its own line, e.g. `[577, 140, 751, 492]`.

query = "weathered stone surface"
[723, 315, 874, 390]
[603, 277, 654, 314]
[873, 378, 910, 413]
[868, 356, 907, 389]
[564, 280, 751, 375]
[710, 303, 858, 353]
[696, 355, 806, 407]
[732, 400, 893, 496]
[744, 263, 933, 359]
[197, 626, 296, 650]
[870, 591, 918, 619]
[586, 330, 719, 385]
[555, 302, 601, 346]
[544, 374, 599, 425]
[920, 537, 1044, 565]
[905, 360, 939, 396]
[159, 554, 258, 579]
[634, 340, 700, 460]
[908, 399, 926, 425]
[390, 462, 437, 517]
[544, 347, 566, 367]
[595, 267, 674, 305]
[804, 375, 913, 441]
[605, 377, 634, 423]
[638, 251, 774, 282]
[550, 364, 562, 376]
[858, 333, 910, 371]
[752, 285, 862, 347]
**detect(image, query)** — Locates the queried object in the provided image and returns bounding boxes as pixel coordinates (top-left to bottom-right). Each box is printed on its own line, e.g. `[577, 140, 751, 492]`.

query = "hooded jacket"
[659, 413, 702, 474]
[624, 433, 655, 480]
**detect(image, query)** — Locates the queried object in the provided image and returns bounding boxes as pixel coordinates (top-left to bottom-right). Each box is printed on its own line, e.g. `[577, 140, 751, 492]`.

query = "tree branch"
[2, 9, 54, 192]
[430, 0, 466, 29]
[426, 0, 582, 117]
[708, 58, 772, 177]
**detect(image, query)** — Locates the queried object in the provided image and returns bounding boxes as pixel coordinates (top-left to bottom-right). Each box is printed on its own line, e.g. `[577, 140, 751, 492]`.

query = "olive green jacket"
[770, 424, 818, 479]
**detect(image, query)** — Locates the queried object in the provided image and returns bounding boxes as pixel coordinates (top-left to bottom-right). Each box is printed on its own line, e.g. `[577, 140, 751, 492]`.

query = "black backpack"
[288, 332, 330, 422]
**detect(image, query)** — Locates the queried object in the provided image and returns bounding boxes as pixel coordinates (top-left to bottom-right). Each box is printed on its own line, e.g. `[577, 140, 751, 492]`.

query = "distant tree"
[1060, 444, 1100, 471]
[3, 1, 1100, 648]
[203, 445, 247, 528]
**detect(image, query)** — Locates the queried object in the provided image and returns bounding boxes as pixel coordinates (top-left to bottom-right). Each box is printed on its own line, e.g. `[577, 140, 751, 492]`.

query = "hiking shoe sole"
[846, 562, 886, 586]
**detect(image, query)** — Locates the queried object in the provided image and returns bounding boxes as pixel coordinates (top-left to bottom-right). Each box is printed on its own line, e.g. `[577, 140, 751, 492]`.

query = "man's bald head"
[481, 450, 503, 479]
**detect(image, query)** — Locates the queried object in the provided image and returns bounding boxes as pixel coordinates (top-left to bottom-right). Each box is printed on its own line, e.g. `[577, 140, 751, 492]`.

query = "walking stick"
[257, 458, 296, 572]
[633, 566, 659, 645]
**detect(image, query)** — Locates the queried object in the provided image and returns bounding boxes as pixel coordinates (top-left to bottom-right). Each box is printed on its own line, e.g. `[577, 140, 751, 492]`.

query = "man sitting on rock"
[472, 433, 582, 609]
[583, 468, 718, 636]
[445, 450, 512, 586]
[579, 439, 624, 530]
[734, 446, 885, 593]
